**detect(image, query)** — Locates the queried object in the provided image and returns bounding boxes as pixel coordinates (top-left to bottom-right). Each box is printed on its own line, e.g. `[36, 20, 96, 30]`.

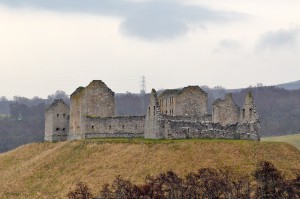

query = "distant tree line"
[67, 161, 300, 199]
[0, 90, 69, 152]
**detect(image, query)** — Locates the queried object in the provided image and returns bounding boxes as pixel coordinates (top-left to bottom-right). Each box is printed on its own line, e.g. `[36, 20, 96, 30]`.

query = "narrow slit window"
[57, 114, 59, 117]
[153, 106, 155, 116]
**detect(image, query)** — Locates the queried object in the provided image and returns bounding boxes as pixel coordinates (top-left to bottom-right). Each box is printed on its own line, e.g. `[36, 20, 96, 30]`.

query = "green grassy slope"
[262, 134, 300, 149]
[0, 139, 299, 198]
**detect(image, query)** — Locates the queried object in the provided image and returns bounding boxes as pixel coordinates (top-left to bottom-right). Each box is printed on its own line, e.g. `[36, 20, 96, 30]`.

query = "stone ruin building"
[44, 99, 70, 142]
[45, 80, 260, 142]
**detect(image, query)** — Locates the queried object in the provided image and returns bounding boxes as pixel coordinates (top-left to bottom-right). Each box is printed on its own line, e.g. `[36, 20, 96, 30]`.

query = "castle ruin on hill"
[44, 80, 260, 142]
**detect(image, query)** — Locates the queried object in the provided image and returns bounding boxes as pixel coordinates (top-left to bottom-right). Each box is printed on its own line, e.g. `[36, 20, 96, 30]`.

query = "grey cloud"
[0, 0, 244, 40]
[257, 28, 299, 51]
[213, 39, 242, 53]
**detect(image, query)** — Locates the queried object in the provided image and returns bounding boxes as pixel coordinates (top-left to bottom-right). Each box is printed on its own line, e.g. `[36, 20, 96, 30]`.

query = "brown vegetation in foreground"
[68, 161, 300, 199]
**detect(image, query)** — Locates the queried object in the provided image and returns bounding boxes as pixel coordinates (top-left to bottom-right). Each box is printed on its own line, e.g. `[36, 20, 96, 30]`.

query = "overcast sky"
[0, 0, 299, 99]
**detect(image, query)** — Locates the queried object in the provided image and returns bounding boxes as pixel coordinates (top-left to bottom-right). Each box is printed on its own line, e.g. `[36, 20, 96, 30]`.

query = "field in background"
[262, 134, 300, 149]
[0, 139, 299, 198]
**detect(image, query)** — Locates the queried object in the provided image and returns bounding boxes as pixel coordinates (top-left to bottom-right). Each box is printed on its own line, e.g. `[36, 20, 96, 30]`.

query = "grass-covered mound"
[0, 139, 299, 198]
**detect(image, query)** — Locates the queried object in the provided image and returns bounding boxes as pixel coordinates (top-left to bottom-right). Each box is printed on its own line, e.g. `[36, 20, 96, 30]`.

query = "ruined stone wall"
[212, 93, 240, 126]
[45, 99, 70, 142]
[163, 114, 212, 123]
[144, 89, 165, 139]
[163, 120, 239, 139]
[158, 90, 178, 116]
[240, 92, 259, 123]
[68, 80, 115, 140]
[158, 86, 208, 117]
[45, 109, 54, 141]
[161, 119, 259, 140]
[82, 80, 115, 118]
[69, 87, 85, 140]
[174, 86, 207, 117]
[237, 122, 260, 140]
[82, 116, 145, 138]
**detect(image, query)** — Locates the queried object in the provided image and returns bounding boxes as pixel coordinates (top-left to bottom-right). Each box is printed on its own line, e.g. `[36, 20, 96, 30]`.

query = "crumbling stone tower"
[212, 93, 240, 126]
[144, 89, 164, 139]
[237, 91, 260, 140]
[240, 92, 259, 123]
[68, 80, 115, 140]
[158, 86, 207, 117]
[44, 99, 70, 142]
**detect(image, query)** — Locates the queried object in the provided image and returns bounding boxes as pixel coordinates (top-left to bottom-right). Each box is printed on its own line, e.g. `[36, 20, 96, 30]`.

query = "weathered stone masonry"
[45, 80, 260, 141]
[144, 88, 260, 140]
[158, 86, 207, 117]
[83, 116, 145, 138]
[212, 93, 240, 126]
[45, 99, 70, 142]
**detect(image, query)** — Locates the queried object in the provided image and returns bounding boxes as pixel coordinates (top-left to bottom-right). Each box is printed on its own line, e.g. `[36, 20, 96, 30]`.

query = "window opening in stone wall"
[122, 125, 125, 129]
[148, 107, 150, 116]
[135, 125, 137, 129]
[63, 114, 66, 118]
[57, 114, 59, 117]
[56, 128, 60, 131]
[242, 109, 245, 119]
[92, 125, 94, 130]
[154, 106, 156, 116]
[170, 98, 171, 105]
[109, 125, 111, 130]
[63, 128, 66, 131]
[249, 108, 253, 118]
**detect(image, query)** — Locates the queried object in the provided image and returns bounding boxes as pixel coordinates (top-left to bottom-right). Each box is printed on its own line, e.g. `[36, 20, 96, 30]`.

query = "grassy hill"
[262, 133, 300, 149]
[0, 139, 299, 198]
